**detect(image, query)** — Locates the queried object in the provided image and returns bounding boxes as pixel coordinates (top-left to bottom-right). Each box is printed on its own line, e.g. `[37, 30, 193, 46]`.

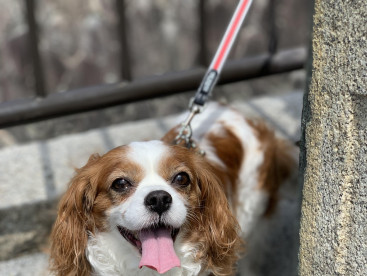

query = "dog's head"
[50, 140, 240, 276]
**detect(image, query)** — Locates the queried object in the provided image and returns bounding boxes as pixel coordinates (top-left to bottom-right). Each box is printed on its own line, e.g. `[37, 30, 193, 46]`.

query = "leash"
[174, 0, 253, 149]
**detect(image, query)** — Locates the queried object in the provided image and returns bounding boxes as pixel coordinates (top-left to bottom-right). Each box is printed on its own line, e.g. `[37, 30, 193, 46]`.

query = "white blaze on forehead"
[127, 140, 169, 175]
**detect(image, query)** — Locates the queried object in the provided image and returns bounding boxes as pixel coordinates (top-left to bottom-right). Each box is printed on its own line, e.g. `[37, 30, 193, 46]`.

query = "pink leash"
[175, 0, 254, 147]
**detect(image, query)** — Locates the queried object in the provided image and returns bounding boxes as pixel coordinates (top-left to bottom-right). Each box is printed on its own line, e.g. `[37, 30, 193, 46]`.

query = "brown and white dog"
[49, 102, 297, 276]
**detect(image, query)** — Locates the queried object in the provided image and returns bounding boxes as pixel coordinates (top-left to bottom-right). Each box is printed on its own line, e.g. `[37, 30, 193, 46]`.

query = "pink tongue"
[139, 228, 180, 274]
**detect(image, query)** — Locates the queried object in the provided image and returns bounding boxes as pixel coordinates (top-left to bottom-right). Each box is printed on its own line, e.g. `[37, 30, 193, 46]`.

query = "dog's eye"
[111, 178, 132, 193]
[172, 172, 190, 187]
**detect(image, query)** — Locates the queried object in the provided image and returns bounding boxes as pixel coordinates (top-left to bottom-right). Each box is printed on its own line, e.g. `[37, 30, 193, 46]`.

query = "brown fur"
[50, 144, 241, 276]
[50, 146, 145, 276]
[189, 162, 241, 276]
[161, 125, 181, 145]
[247, 119, 296, 215]
[50, 113, 294, 276]
[50, 154, 99, 276]
[167, 146, 242, 276]
[162, 123, 245, 214]
[205, 125, 244, 212]
[162, 123, 245, 275]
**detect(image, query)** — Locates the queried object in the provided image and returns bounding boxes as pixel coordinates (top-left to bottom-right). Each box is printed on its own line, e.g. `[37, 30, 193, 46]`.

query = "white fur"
[108, 141, 187, 231]
[86, 103, 272, 275]
[87, 141, 207, 275]
[184, 103, 268, 238]
[87, 231, 208, 276]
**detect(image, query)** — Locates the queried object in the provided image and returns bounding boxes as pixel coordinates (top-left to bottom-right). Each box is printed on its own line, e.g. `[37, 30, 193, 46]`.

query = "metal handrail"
[0, 47, 306, 128]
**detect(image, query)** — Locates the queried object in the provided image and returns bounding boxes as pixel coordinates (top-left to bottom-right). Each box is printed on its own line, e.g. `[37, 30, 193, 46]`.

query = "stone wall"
[299, 0, 367, 275]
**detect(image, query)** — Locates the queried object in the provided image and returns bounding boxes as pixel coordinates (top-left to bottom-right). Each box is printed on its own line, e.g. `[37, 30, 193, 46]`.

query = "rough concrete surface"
[0, 253, 49, 276]
[299, 0, 367, 275]
[0, 92, 303, 275]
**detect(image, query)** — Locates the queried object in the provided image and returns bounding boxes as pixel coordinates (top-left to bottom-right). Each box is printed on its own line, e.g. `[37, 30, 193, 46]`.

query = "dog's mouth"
[117, 224, 179, 254]
[117, 224, 181, 273]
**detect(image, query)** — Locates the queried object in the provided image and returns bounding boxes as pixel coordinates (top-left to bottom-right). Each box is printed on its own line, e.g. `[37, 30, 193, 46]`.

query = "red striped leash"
[175, 0, 253, 148]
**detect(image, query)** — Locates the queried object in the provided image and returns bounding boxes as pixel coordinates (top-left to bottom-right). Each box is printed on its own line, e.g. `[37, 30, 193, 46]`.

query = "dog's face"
[107, 141, 191, 232]
[50, 140, 240, 275]
[89, 141, 200, 235]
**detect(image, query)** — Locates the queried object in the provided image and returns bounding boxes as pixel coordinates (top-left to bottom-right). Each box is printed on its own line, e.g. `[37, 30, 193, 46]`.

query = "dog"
[49, 102, 297, 276]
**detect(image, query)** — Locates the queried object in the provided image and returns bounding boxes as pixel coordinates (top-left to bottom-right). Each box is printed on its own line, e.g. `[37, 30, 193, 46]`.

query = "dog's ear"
[50, 154, 100, 276]
[192, 161, 241, 276]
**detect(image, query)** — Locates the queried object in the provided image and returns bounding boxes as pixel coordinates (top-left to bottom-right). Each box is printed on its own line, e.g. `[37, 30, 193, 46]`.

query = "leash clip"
[174, 105, 206, 156]
[174, 98, 204, 146]
[174, 109, 197, 149]
[173, 99, 205, 156]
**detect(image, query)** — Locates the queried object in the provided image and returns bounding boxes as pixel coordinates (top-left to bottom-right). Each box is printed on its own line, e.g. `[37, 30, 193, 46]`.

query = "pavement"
[0, 91, 303, 275]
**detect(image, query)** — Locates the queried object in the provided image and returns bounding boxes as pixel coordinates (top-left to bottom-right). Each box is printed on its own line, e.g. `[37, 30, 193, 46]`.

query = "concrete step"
[0, 92, 303, 274]
[0, 253, 49, 276]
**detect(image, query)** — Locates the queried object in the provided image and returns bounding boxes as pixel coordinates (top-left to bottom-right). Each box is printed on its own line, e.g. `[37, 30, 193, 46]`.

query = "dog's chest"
[86, 230, 209, 276]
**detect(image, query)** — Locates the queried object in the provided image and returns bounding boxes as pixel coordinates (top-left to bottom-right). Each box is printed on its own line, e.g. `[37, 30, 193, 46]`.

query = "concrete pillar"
[299, 0, 367, 275]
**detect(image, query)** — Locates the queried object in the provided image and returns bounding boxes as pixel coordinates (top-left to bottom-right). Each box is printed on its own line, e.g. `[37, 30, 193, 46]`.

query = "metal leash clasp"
[174, 111, 197, 148]
[174, 103, 203, 153]
[172, 0, 253, 155]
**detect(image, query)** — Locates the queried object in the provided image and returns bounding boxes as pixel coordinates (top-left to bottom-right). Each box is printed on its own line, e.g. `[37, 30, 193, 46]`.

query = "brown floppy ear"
[50, 154, 100, 276]
[192, 161, 242, 276]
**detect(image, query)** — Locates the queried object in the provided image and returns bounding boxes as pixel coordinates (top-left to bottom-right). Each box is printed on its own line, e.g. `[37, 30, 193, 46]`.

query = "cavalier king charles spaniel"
[50, 102, 297, 276]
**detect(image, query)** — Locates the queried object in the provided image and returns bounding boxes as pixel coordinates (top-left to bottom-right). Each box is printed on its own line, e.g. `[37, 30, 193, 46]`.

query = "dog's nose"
[144, 190, 172, 215]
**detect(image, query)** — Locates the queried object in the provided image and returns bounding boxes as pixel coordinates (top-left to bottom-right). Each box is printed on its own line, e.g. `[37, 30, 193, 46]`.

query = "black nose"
[144, 190, 172, 215]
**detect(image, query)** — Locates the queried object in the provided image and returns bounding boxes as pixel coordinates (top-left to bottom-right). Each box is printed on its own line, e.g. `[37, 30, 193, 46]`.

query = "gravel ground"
[0, 253, 49, 276]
